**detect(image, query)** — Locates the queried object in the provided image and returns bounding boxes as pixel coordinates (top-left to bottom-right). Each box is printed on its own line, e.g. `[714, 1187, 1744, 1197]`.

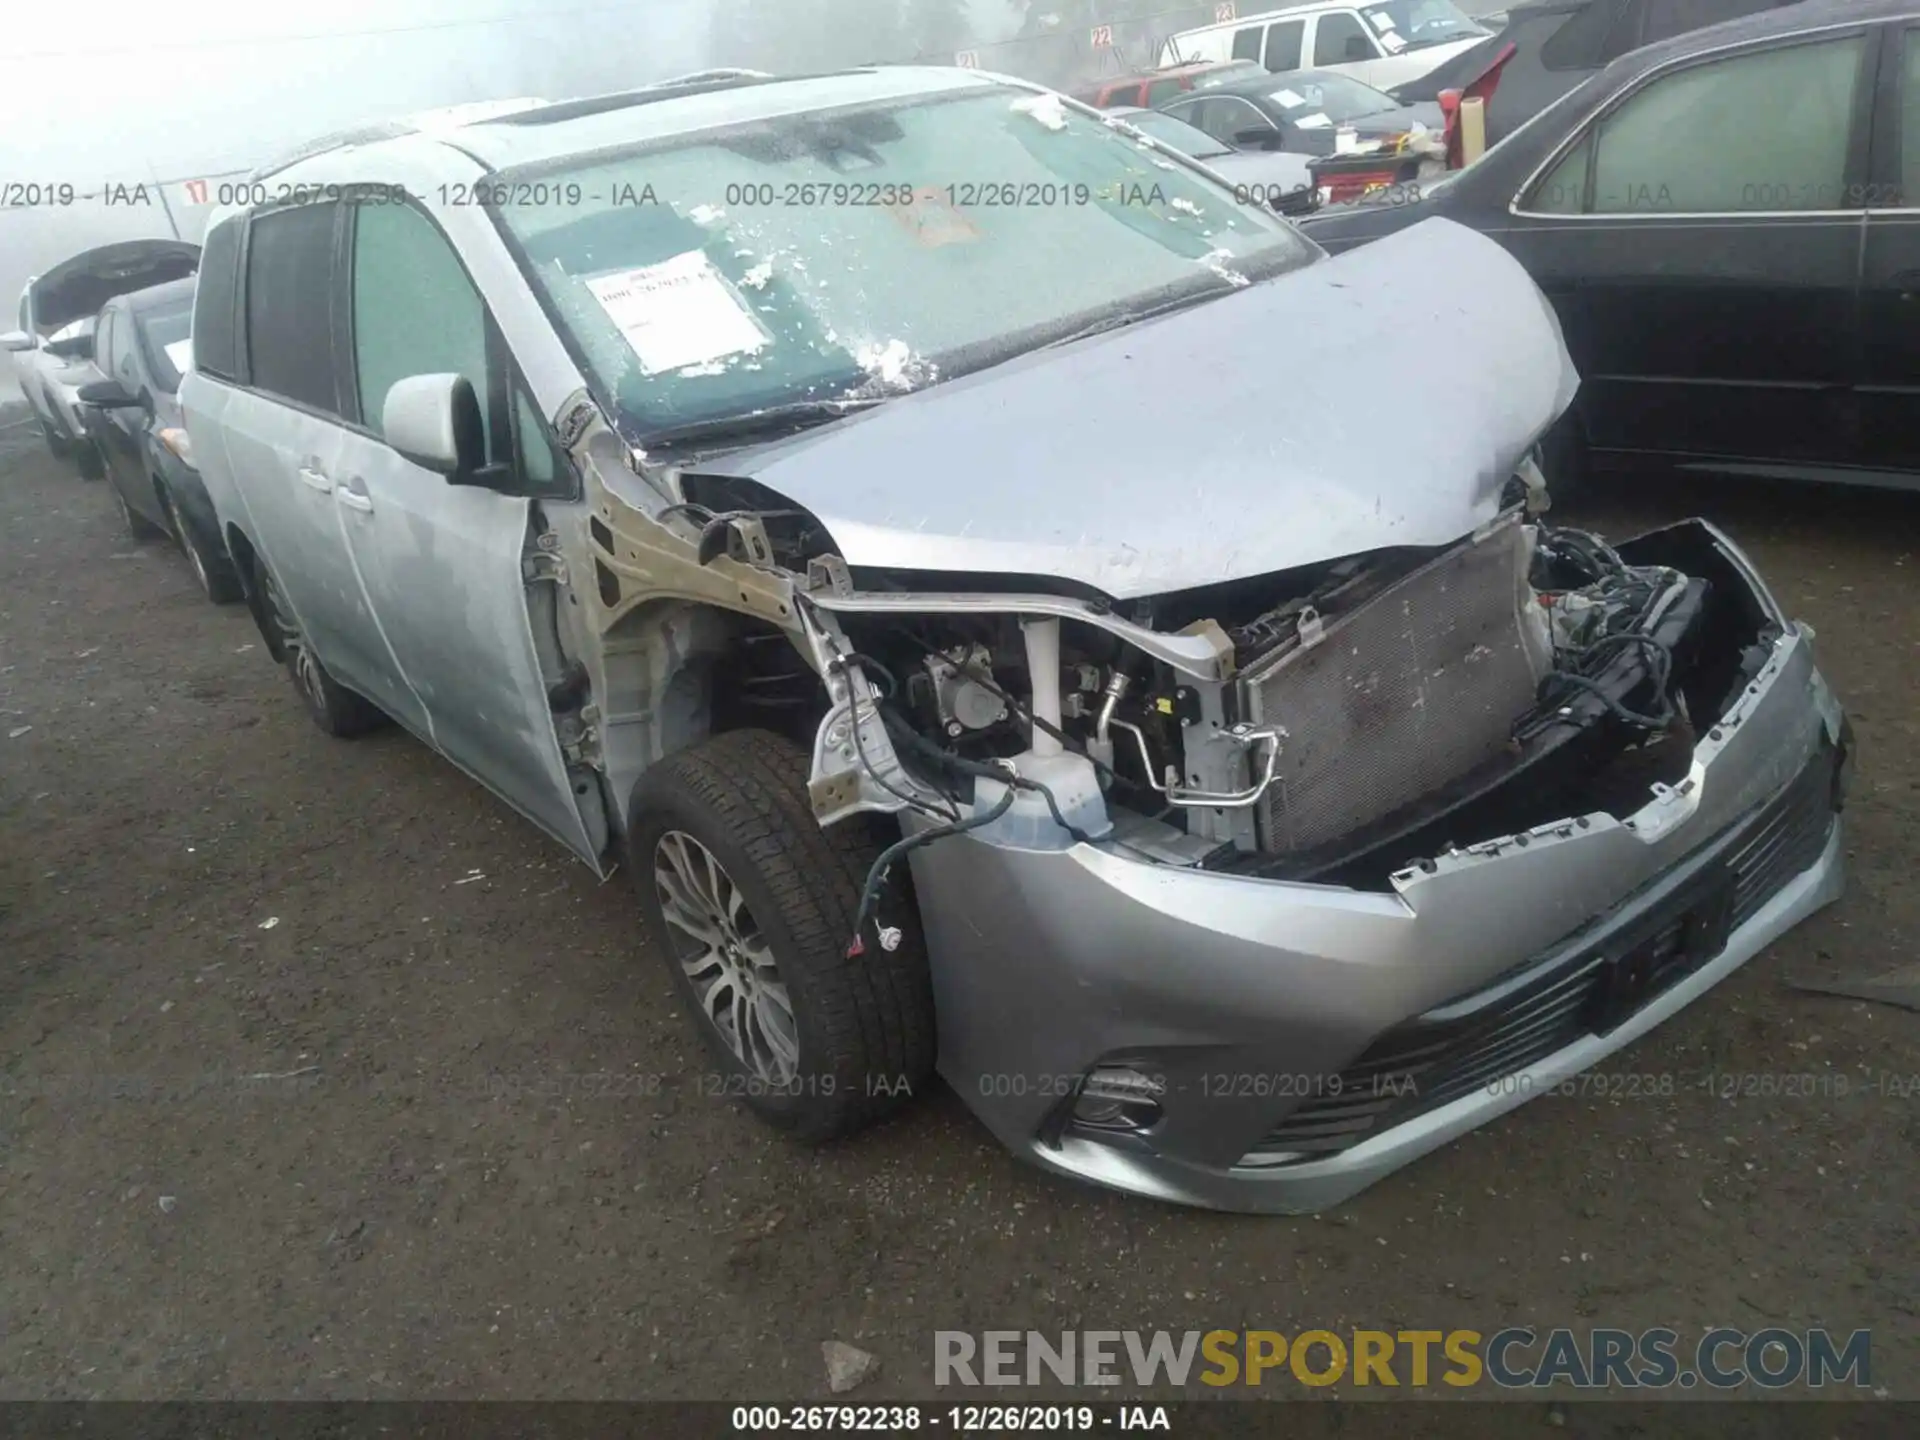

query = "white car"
[3, 239, 200, 469]
[1161, 0, 1492, 92]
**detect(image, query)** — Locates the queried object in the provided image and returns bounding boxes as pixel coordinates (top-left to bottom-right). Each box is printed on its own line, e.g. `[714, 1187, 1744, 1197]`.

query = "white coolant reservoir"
[969, 751, 1112, 851]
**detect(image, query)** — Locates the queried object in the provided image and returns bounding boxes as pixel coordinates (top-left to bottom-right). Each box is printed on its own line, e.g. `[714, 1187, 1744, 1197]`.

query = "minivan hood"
[703, 217, 1576, 600]
[30, 240, 199, 335]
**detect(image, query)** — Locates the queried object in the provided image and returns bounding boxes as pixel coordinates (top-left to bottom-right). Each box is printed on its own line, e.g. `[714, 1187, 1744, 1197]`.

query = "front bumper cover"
[905, 521, 1847, 1213]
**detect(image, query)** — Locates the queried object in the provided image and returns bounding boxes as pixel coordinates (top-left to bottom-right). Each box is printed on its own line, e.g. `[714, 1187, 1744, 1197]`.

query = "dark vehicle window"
[193, 217, 243, 382]
[1187, 95, 1277, 144]
[1265, 19, 1306, 71]
[244, 203, 341, 412]
[112, 311, 141, 386]
[1541, 0, 1629, 71]
[1901, 29, 1920, 208]
[1145, 78, 1186, 106]
[1231, 26, 1266, 62]
[1530, 36, 1863, 213]
[93, 309, 116, 377]
[16, 291, 28, 334]
[1630, 0, 1784, 54]
[141, 305, 194, 391]
[350, 201, 494, 460]
[1314, 12, 1376, 65]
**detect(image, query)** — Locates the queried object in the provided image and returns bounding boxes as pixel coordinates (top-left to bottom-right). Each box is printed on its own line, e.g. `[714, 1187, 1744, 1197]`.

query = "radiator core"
[1240, 513, 1551, 858]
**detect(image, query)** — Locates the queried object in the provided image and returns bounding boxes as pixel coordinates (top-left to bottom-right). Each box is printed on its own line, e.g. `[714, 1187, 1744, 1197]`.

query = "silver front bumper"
[906, 528, 1848, 1214]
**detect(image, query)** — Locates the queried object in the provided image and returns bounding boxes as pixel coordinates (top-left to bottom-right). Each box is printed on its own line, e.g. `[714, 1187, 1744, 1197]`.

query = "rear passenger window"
[192, 216, 243, 381]
[243, 203, 341, 412]
[1231, 26, 1266, 62]
[1144, 78, 1186, 107]
[349, 201, 493, 459]
[1265, 19, 1305, 71]
[1314, 12, 1375, 65]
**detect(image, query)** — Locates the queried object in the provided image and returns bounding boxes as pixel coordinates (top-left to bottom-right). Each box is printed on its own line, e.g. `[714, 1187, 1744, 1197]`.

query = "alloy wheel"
[261, 566, 327, 711]
[653, 829, 798, 1085]
[160, 488, 211, 594]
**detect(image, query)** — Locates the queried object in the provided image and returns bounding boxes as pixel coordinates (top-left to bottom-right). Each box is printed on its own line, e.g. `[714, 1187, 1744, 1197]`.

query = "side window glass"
[1144, 78, 1186, 107]
[1313, 13, 1375, 66]
[515, 388, 557, 487]
[116, 317, 141, 384]
[1527, 133, 1593, 213]
[1900, 29, 1920, 208]
[351, 202, 492, 461]
[1231, 26, 1265, 63]
[1265, 20, 1305, 72]
[244, 202, 343, 414]
[1584, 37, 1862, 213]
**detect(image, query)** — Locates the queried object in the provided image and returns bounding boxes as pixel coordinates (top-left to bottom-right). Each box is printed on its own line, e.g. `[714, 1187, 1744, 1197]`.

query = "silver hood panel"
[722, 218, 1578, 599]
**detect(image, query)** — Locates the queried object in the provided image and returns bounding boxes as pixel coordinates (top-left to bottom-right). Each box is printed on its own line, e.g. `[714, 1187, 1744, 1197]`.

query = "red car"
[1071, 58, 1262, 109]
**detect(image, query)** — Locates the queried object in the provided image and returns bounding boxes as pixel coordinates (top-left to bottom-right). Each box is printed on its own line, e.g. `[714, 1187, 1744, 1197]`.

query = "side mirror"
[1, 330, 33, 353]
[78, 379, 140, 408]
[1344, 35, 1373, 62]
[382, 373, 488, 478]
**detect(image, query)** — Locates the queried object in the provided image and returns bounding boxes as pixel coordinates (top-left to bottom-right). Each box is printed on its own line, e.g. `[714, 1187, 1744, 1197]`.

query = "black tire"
[158, 481, 243, 604]
[628, 729, 935, 1142]
[115, 482, 164, 540]
[38, 415, 70, 460]
[253, 556, 389, 738]
[75, 437, 105, 481]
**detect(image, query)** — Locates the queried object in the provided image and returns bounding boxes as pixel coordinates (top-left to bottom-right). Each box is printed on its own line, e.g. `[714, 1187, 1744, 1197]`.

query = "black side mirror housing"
[78, 379, 140, 408]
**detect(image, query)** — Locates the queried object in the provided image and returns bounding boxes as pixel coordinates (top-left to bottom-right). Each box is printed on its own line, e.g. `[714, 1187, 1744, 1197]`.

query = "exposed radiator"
[1240, 512, 1551, 858]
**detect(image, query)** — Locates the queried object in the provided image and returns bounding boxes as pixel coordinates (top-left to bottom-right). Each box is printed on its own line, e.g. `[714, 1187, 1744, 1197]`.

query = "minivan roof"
[450, 66, 1000, 173]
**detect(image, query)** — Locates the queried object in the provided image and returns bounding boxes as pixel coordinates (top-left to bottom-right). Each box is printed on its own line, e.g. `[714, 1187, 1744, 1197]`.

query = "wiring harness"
[1531, 524, 1690, 732]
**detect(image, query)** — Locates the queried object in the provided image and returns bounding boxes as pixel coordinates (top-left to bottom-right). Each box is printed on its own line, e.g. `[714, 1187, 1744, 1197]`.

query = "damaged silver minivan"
[181, 68, 1851, 1213]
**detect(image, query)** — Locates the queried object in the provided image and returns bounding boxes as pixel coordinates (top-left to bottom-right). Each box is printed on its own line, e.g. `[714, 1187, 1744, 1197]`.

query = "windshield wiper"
[1043, 285, 1238, 351]
[639, 396, 888, 452]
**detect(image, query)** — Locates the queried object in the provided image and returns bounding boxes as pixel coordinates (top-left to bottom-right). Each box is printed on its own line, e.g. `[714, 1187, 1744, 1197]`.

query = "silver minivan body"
[181, 69, 1847, 1213]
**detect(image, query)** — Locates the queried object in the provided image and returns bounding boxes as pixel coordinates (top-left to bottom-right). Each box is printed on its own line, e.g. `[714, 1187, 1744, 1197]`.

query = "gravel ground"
[0, 423, 1915, 1402]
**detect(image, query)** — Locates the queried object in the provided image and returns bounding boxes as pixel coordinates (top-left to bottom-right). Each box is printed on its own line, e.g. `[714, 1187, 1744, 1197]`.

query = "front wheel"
[628, 729, 935, 1142]
[254, 557, 388, 738]
[115, 483, 164, 540]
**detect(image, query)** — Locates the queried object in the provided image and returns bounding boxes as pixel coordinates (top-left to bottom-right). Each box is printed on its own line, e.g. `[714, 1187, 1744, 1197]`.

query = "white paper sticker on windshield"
[585, 251, 770, 377]
[1295, 112, 1332, 129]
[1273, 87, 1306, 108]
[1367, 9, 1398, 30]
[164, 338, 192, 374]
[1380, 30, 1408, 52]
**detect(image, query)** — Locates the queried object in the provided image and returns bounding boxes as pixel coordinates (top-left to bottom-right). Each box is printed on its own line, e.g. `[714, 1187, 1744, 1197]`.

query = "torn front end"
[778, 501, 1847, 1213]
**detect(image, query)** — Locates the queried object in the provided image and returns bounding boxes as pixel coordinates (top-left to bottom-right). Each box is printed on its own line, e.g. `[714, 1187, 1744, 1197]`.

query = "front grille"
[1244, 746, 1837, 1163]
[1241, 512, 1548, 857]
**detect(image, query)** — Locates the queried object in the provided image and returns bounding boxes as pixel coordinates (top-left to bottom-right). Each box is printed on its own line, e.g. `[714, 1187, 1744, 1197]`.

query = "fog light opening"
[1072, 1065, 1165, 1133]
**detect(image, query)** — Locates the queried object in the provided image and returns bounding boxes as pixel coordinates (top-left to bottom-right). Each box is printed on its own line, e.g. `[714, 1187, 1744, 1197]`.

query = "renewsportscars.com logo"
[934, 1328, 1873, 1390]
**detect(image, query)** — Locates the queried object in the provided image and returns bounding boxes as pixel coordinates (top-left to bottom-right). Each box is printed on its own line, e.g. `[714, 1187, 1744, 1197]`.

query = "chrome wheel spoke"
[654, 829, 798, 1079]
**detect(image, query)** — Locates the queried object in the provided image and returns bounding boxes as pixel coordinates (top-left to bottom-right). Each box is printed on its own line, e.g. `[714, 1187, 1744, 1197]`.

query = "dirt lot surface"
[1, 416, 1915, 1403]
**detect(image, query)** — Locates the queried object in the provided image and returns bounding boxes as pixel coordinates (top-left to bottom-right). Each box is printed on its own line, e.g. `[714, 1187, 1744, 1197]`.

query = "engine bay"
[684, 489, 1782, 894]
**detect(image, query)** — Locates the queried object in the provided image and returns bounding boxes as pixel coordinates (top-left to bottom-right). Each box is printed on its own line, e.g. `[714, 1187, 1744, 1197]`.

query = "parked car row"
[1, 240, 238, 599]
[3, 62, 1830, 1214]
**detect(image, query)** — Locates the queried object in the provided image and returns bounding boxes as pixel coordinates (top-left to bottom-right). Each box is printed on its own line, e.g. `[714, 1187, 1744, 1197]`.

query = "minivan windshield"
[491, 84, 1317, 446]
[1357, 0, 1486, 53]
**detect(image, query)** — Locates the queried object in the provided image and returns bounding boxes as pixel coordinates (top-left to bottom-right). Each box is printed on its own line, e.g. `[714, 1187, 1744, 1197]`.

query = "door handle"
[296, 461, 334, 493]
[336, 477, 374, 513]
